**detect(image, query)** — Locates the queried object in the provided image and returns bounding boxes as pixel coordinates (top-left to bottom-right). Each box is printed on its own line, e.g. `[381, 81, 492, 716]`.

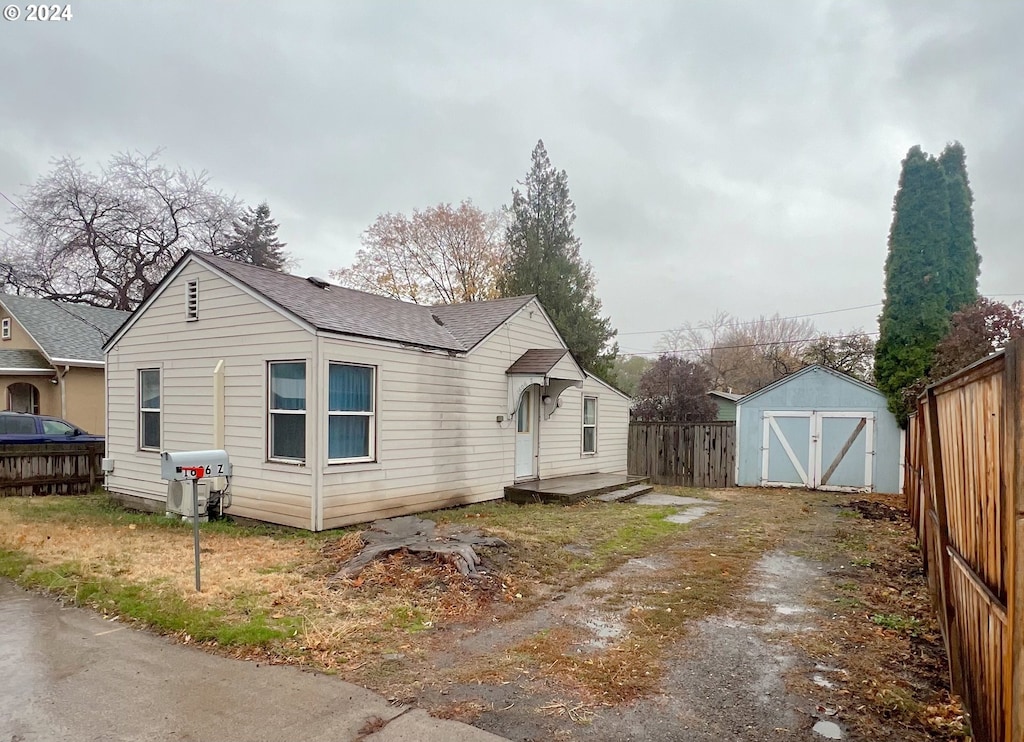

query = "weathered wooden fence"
[628, 421, 735, 487]
[0, 442, 104, 496]
[905, 340, 1024, 742]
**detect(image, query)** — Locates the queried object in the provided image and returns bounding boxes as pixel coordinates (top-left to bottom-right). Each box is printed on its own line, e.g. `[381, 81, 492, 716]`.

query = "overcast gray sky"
[1, 0, 1020, 354]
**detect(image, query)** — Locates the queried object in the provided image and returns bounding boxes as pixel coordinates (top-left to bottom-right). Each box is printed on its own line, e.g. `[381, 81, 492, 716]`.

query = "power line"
[616, 302, 883, 337]
[619, 330, 881, 358]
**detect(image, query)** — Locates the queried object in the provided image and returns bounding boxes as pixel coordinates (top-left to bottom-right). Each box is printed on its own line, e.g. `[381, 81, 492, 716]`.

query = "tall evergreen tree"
[938, 142, 980, 312]
[223, 201, 291, 271]
[875, 146, 955, 423]
[498, 140, 617, 376]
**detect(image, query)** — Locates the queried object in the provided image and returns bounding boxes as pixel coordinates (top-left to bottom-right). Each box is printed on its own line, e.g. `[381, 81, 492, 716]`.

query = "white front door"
[515, 387, 537, 480]
[761, 410, 875, 491]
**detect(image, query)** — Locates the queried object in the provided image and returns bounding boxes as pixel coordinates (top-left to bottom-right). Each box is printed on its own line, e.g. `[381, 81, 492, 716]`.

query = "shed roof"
[505, 349, 569, 375]
[0, 348, 51, 371]
[736, 364, 884, 406]
[0, 294, 130, 364]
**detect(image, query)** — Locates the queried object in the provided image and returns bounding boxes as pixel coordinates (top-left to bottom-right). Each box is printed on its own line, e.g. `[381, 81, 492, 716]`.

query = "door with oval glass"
[514, 387, 537, 480]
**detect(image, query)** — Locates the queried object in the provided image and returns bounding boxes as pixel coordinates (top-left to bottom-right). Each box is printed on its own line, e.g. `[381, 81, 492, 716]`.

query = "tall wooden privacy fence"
[628, 421, 735, 487]
[0, 442, 104, 496]
[905, 340, 1024, 742]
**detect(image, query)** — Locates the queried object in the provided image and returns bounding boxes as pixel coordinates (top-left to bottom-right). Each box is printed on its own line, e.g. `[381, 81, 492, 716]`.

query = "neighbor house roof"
[183, 253, 538, 353]
[0, 348, 51, 372]
[708, 390, 743, 402]
[505, 349, 569, 375]
[0, 294, 130, 364]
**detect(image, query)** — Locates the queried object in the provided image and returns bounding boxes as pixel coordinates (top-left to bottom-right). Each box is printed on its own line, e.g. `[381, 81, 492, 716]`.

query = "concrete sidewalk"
[0, 580, 506, 742]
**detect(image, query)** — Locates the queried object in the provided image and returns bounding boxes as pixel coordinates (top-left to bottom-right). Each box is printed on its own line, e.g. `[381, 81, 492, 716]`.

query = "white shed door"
[761, 411, 874, 492]
[514, 388, 537, 480]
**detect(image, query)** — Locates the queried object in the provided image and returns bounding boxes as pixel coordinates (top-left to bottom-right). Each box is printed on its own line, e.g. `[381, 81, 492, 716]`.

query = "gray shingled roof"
[505, 349, 569, 375]
[430, 295, 536, 348]
[0, 294, 130, 363]
[0, 349, 51, 370]
[198, 253, 536, 352]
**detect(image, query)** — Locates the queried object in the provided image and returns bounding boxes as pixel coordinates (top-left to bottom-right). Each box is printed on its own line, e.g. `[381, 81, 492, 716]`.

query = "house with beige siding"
[0, 294, 129, 433]
[102, 251, 629, 531]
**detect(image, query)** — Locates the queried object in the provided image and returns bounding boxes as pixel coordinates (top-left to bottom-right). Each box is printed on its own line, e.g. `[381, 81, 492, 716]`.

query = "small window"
[516, 391, 530, 433]
[269, 361, 306, 462]
[186, 280, 199, 321]
[328, 363, 375, 462]
[582, 396, 597, 455]
[1, 317, 10, 340]
[139, 369, 161, 450]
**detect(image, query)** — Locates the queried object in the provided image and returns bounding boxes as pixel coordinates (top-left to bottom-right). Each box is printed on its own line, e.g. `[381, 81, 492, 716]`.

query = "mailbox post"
[160, 450, 232, 592]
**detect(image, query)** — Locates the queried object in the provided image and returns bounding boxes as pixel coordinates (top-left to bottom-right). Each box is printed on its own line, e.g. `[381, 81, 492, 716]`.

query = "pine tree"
[938, 142, 980, 312]
[498, 140, 617, 376]
[875, 147, 954, 423]
[224, 201, 291, 271]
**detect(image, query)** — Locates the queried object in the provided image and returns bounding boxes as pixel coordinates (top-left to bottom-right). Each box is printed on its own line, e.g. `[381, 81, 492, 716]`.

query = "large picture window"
[328, 363, 375, 462]
[582, 396, 597, 455]
[269, 361, 306, 462]
[139, 369, 160, 450]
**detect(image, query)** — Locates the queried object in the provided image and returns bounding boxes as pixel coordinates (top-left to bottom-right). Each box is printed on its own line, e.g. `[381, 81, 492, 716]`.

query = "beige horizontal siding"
[107, 273, 629, 531]
[104, 261, 316, 530]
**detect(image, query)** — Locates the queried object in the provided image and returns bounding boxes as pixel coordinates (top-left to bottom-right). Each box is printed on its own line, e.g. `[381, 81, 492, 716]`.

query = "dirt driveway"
[344, 489, 964, 741]
[0, 488, 965, 741]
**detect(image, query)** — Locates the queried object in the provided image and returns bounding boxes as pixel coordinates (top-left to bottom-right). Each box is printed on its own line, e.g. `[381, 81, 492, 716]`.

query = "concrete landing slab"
[666, 505, 717, 524]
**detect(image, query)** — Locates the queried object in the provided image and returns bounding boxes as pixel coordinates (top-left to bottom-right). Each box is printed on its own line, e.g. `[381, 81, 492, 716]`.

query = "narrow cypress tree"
[499, 140, 617, 376]
[875, 147, 952, 423]
[938, 142, 980, 313]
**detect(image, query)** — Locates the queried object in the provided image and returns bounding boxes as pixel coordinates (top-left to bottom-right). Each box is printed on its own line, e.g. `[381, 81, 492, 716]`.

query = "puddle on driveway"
[813, 719, 844, 738]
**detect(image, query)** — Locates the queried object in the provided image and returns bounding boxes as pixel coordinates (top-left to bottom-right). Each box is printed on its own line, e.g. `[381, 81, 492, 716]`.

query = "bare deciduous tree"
[801, 330, 876, 383]
[662, 312, 815, 394]
[1, 150, 242, 309]
[331, 200, 504, 305]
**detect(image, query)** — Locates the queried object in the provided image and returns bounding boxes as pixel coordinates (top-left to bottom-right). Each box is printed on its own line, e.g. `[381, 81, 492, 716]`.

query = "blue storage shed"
[735, 365, 902, 494]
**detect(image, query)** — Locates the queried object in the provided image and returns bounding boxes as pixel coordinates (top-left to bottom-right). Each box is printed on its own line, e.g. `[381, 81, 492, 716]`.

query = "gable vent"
[186, 280, 199, 321]
[306, 276, 330, 290]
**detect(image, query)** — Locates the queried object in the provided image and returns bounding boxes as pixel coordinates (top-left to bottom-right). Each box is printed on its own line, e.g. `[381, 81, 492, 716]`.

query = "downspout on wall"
[58, 364, 70, 418]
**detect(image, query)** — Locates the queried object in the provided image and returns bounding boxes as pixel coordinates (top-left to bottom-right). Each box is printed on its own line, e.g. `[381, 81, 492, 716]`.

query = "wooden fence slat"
[908, 341, 1022, 741]
[627, 422, 735, 488]
[0, 442, 105, 496]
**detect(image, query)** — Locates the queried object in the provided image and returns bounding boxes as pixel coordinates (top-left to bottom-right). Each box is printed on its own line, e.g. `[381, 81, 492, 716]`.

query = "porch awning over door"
[505, 349, 583, 415]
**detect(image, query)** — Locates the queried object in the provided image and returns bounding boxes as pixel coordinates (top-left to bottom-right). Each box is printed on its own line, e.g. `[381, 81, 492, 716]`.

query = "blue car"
[0, 411, 104, 443]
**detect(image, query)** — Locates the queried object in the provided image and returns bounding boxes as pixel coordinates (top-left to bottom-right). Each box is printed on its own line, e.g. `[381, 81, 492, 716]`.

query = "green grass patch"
[428, 500, 684, 586]
[0, 547, 297, 646]
[870, 612, 923, 637]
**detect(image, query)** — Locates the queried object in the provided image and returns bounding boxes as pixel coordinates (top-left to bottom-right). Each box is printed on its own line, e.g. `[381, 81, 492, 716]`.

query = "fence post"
[925, 386, 963, 694]
[1006, 340, 1024, 739]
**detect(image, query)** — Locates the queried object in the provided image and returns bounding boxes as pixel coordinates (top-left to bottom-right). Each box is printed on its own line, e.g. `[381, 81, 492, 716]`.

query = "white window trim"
[1, 318, 10, 340]
[139, 368, 161, 451]
[582, 396, 598, 455]
[186, 279, 199, 321]
[268, 361, 307, 464]
[327, 362, 376, 464]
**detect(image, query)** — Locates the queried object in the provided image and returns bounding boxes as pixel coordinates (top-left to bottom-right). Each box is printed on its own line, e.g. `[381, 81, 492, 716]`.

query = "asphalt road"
[0, 580, 505, 742]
